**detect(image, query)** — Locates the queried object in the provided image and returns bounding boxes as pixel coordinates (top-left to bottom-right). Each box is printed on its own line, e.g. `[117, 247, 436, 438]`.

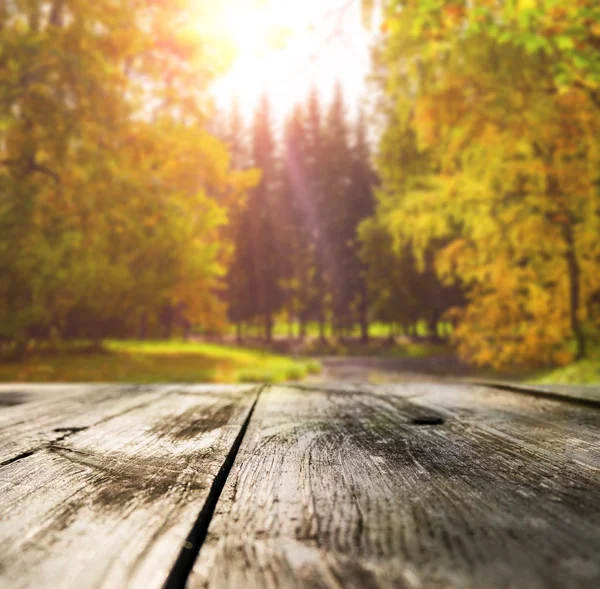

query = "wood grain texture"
[191, 383, 600, 589]
[0, 384, 175, 464]
[0, 384, 256, 589]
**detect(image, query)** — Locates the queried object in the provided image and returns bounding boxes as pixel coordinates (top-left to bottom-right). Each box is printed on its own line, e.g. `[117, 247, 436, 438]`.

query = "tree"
[360, 218, 421, 336]
[220, 97, 254, 342]
[322, 82, 354, 335]
[348, 106, 376, 342]
[365, 0, 600, 368]
[0, 0, 256, 353]
[248, 93, 280, 341]
[280, 104, 317, 339]
[304, 86, 328, 340]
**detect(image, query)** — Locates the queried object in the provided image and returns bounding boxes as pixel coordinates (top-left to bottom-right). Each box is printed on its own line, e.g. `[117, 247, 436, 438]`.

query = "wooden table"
[0, 381, 599, 589]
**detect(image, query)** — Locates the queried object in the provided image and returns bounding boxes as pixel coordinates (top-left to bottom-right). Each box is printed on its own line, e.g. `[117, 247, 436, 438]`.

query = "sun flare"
[200, 0, 371, 121]
[217, 2, 275, 58]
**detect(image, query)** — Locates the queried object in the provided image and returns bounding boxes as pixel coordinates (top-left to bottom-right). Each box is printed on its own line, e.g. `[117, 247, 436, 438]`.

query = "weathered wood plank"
[191, 383, 600, 589]
[0, 384, 182, 465]
[0, 384, 257, 589]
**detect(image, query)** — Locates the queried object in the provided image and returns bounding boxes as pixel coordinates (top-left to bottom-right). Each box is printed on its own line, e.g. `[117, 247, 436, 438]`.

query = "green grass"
[223, 320, 453, 340]
[0, 339, 321, 384]
[530, 339, 600, 385]
[532, 360, 600, 385]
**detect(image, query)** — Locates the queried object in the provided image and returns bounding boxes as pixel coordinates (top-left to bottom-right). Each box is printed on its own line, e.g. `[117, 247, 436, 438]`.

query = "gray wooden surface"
[1, 382, 599, 589]
[0, 384, 257, 589]
[192, 382, 600, 589]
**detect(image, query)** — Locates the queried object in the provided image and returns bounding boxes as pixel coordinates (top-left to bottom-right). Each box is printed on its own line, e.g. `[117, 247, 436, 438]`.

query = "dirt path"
[312, 355, 471, 383]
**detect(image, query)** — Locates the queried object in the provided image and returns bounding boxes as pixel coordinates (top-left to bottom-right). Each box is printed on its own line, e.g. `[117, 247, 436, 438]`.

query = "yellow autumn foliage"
[370, 0, 600, 368]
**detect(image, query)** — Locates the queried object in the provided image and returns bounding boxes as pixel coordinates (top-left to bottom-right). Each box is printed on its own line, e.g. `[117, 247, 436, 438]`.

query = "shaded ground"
[311, 354, 471, 383]
[206, 336, 501, 383]
[213, 334, 452, 359]
[221, 335, 600, 385]
[311, 355, 600, 394]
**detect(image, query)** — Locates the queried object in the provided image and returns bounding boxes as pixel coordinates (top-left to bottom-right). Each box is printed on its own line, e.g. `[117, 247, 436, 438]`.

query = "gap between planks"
[463, 380, 600, 408]
[162, 385, 264, 589]
[2, 382, 599, 589]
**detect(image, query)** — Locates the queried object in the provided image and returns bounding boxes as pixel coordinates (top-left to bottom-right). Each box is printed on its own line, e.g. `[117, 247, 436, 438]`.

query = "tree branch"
[1, 157, 60, 184]
[30, 162, 60, 185]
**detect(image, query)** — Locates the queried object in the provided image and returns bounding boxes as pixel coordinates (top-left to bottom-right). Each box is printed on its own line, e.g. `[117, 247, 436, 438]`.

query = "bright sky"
[204, 0, 372, 121]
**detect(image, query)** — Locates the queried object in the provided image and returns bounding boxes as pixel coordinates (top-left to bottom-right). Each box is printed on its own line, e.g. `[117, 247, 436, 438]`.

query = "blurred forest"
[1, 0, 600, 379]
[213, 85, 463, 348]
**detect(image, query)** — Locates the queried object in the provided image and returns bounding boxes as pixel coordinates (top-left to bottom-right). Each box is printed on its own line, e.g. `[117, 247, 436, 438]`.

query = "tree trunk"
[163, 312, 172, 340]
[92, 323, 103, 352]
[359, 319, 369, 344]
[236, 321, 242, 344]
[330, 315, 338, 340]
[388, 323, 395, 344]
[11, 331, 29, 361]
[359, 286, 369, 344]
[428, 311, 442, 342]
[264, 306, 273, 343]
[138, 312, 148, 340]
[562, 222, 586, 360]
[318, 312, 326, 343]
[316, 250, 326, 343]
[287, 308, 294, 340]
[299, 316, 306, 341]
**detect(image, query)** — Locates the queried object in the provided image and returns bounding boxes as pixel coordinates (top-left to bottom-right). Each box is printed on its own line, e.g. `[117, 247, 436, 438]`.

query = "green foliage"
[0, 1, 258, 351]
[321, 83, 361, 333]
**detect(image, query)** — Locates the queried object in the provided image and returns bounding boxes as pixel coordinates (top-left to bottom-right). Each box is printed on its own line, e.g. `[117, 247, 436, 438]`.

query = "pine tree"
[360, 219, 421, 335]
[322, 82, 353, 336]
[249, 94, 280, 341]
[304, 86, 328, 340]
[223, 97, 252, 342]
[281, 105, 316, 339]
[348, 106, 376, 342]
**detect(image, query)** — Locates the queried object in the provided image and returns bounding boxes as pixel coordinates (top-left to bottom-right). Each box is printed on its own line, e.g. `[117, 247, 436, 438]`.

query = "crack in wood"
[52, 427, 88, 433]
[411, 415, 445, 426]
[1, 427, 90, 470]
[162, 385, 265, 589]
[0, 450, 35, 469]
[0, 387, 172, 468]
